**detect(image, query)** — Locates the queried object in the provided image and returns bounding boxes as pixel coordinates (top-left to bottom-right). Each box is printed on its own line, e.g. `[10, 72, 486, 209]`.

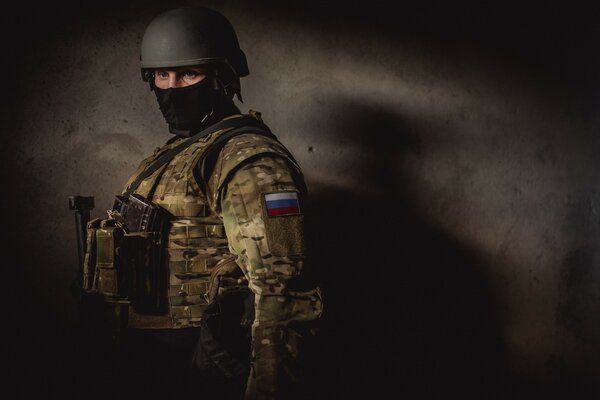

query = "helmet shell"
[140, 6, 248, 78]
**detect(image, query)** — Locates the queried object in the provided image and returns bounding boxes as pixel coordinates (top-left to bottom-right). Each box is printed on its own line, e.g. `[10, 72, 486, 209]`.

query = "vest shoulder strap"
[123, 114, 272, 197]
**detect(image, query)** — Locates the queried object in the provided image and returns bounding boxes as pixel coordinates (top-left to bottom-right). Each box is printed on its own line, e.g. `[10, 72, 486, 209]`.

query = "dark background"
[3, 1, 599, 398]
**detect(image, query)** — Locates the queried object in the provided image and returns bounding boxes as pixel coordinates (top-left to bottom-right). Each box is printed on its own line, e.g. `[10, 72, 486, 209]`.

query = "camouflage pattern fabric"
[209, 134, 323, 399]
[120, 114, 323, 397]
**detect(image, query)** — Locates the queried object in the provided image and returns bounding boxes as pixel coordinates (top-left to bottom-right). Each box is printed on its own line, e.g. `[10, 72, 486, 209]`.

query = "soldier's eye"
[182, 70, 199, 79]
[155, 71, 169, 79]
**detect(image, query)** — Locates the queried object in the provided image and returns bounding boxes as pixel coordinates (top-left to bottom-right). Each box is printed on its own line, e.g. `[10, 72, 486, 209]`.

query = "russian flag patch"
[264, 192, 301, 217]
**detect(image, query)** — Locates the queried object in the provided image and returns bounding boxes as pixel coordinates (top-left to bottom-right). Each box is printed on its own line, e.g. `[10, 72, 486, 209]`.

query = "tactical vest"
[118, 130, 226, 328]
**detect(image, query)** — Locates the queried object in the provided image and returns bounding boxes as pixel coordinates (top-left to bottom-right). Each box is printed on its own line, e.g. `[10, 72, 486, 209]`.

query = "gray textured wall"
[4, 1, 599, 397]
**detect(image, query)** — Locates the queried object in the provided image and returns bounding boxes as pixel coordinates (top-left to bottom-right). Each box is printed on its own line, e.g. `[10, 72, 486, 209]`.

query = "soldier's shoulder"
[219, 132, 291, 163]
[212, 131, 300, 190]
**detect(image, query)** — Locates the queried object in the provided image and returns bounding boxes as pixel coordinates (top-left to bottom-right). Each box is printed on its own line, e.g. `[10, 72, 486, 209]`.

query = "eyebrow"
[155, 68, 206, 73]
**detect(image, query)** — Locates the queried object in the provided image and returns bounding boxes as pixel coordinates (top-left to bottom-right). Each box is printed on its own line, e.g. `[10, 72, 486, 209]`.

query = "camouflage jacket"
[125, 113, 323, 399]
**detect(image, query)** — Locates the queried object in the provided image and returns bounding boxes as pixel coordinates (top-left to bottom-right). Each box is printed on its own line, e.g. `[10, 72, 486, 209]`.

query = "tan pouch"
[206, 256, 247, 304]
[92, 220, 126, 296]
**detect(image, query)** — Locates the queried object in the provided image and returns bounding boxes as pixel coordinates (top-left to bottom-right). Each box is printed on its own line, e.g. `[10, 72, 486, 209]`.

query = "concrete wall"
[4, 1, 599, 397]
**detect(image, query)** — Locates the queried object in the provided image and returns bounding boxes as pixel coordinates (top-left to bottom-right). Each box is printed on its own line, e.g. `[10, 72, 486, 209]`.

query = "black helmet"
[140, 6, 248, 82]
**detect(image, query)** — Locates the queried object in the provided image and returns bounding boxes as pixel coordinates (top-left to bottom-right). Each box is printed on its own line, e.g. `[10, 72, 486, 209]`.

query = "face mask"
[152, 78, 217, 136]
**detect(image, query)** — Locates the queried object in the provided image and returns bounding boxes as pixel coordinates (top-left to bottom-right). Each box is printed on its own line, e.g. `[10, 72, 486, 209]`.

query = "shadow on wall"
[303, 100, 510, 399]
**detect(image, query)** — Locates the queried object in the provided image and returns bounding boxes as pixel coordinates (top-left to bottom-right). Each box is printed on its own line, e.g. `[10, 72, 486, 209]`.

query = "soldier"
[79, 5, 323, 400]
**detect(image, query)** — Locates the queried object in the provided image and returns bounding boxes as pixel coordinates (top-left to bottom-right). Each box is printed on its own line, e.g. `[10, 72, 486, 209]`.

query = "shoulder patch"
[261, 190, 304, 257]
[264, 192, 301, 217]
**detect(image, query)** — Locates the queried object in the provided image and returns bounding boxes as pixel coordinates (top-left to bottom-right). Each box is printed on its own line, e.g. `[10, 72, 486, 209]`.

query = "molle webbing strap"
[124, 116, 273, 197]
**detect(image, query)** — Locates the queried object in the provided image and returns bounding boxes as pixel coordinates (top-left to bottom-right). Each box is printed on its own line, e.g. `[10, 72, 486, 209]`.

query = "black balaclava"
[151, 75, 240, 137]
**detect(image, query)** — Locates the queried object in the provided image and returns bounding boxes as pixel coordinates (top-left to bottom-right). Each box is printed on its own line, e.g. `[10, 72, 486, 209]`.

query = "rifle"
[68, 195, 95, 294]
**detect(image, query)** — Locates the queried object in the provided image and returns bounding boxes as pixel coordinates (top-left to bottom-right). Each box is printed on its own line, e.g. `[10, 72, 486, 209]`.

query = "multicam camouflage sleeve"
[209, 134, 323, 399]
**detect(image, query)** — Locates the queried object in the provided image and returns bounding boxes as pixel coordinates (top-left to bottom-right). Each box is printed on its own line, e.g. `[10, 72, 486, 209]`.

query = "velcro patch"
[264, 192, 301, 217]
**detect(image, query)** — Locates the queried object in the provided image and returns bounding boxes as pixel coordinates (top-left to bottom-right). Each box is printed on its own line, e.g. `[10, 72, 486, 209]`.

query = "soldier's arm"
[209, 137, 322, 399]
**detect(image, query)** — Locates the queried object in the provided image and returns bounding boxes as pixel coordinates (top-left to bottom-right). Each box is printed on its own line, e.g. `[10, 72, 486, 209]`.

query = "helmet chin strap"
[220, 64, 243, 102]
[213, 73, 242, 102]
[201, 107, 215, 124]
